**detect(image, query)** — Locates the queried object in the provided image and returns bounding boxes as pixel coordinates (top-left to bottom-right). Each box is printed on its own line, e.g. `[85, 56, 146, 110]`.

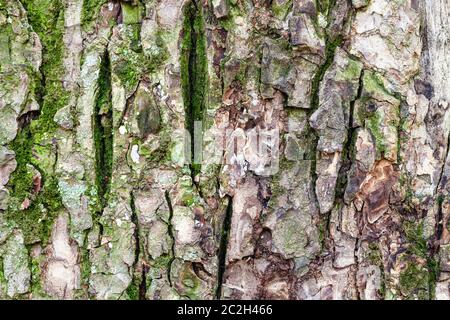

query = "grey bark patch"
[414, 79, 434, 100]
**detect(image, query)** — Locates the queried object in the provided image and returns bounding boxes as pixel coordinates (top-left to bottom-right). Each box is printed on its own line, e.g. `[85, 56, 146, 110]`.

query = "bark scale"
[0, 0, 448, 300]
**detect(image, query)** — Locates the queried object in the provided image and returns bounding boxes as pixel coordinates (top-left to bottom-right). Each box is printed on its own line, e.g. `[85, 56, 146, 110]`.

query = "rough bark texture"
[0, 0, 449, 300]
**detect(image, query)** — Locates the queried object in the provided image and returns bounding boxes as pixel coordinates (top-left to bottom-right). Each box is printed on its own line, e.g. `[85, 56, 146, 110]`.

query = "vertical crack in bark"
[353, 237, 361, 300]
[309, 1, 342, 248]
[429, 132, 450, 297]
[436, 134, 450, 195]
[216, 196, 233, 300]
[335, 69, 364, 202]
[347, 70, 364, 299]
[165, 190, 175, 287]
[181, 0, 207, 180]
[94, 50, 113, 212]
[129, 191, 147, 300]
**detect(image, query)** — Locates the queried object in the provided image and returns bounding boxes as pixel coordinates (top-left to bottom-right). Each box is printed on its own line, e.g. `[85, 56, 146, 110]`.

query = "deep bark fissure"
[216, 196, 233, 300]
[436, 133, 450, 194]
[309, 2, 342, 252]
[93, 50, 113, 211]
[353, 238, 361, 300]
[335, 69, 364, 202]
[165, 190, 175, 287]
[0, 0, 448, 301]
[433, 132, 450, 263]
[181, 0, 207, 180]
[129, 192, 146, 300]
[348, 70, 365, 300]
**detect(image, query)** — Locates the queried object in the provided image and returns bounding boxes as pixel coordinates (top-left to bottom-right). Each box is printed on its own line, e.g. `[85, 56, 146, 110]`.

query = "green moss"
[280, 219, 305, 254]
[181, 2, 208, 177]
[366, 110, 387, 157]
[218, 16, 234, 31]
[125, 268, 143, 300]
[21, 0, 69, 139]
[235, 62, 249, 86]
[426, 257, 439, 299]
[81, 0, 108, 31]
[404, 221, 427, 258]
[0, 258, 5, 296]
[399, 262, 429, 300]
[367, 242, 386, 298]
[114, 62, 139, 92]
[150, 29, 170, 69]
[152, 254, 172, 269]
[5, 0, 66, 245]
[179, 176, 202, 208]
[367, 242, 382, 266]
[403, 220, 440, 299]
[113, 26, 168, 93]
[140, 129, 172, 164]
[125, 282, 139, 300]
[356, 72, 401, 160]
[30, 253, 44, 296]
[316, 0, 332, 13]
[397, 110, 408, 163]
[5, 178, 62, 245]
[271, 0, 293, 19]
[215, 0, 243, 31]
[80, 241, 91, 287]
[6, 117, 62, 247]
[362, 71, 401, 102]
[180, 265, 201, 300]
[93, 51, 113, 209]
[364, 72, 387, 95]
[111, 24, 144, 90]
[336, 58, 363, 82]
[121, 2, 143, 25]
[7, 127, 34, 202]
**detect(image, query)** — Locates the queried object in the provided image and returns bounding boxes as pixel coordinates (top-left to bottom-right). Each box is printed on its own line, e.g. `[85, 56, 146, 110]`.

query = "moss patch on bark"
[181, 1, 208, 176]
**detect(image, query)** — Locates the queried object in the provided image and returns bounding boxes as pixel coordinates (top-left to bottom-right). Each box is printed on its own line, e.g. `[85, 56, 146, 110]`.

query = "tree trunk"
[0, 0, 449, 300]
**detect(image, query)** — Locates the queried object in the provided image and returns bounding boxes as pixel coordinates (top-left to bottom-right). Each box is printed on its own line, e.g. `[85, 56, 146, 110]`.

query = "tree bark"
[0, 0, 449, 300]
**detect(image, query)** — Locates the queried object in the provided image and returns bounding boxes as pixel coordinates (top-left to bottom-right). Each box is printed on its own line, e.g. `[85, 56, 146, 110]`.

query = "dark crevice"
[308, 0, 343, 168]
[181, 0, 208, 181]
[353, 237, 361, 300]
[436, 132, 450, 195]
[347, 70, 364, 300]
[17, 111, 40, 129]
[335, 69, 364, 202]
[165, 190, 176, 287]
[129, 192, 146, 300]
[426, 131, 449, 299]
[308, 1, 342, 251]
[429, 137, 448, 297]
[216, 195, 233, 300]
[79, 229, 92, 296]
[94, 50, 113, 212]
[139, 267, 147, 300]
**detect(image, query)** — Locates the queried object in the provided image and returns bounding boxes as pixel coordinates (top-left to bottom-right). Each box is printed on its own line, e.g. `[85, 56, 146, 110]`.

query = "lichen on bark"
[0, 0, 449, 300]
